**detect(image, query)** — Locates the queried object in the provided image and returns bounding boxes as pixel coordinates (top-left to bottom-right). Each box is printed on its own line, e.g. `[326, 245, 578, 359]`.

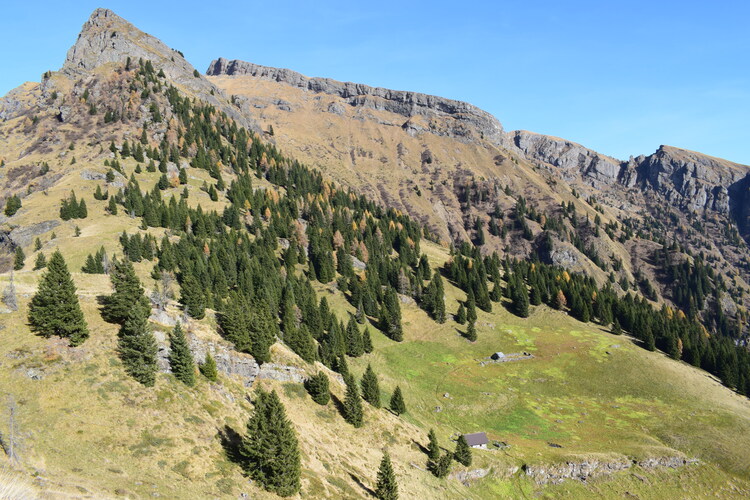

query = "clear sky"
[2, 1, 748, 164]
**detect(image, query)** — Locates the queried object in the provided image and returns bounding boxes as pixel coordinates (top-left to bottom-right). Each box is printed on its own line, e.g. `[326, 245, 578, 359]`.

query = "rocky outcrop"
[524, 456, 698, 485]
[206, 58, 504, 143]
[8, 220, 60, 248]
[510, 130, 750, 224]
[632, 145, 747, 214]
[61, 9, 257, 132]
[153, 329, 259, 386]
[449, 468, 490, 485]
[508, 130, 623, 187]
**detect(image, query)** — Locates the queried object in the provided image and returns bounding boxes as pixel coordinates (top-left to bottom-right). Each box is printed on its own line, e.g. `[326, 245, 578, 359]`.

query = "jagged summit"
[61, 9, 256, 130]
[207, 57, 504, 144]
[64, 8, 185, 77]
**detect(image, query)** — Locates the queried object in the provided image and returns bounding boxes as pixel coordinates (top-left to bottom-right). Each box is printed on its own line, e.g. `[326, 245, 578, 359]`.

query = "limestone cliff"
[207, 57, 503, 144]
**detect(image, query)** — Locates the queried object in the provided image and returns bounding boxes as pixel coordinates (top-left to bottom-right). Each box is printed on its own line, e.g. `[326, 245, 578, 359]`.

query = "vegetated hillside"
[208, 59, 750, 347]
[1, 8, 750, 499]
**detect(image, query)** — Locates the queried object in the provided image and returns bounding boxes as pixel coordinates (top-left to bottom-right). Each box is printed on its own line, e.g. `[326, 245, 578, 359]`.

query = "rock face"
[8, 220, 60, 248]
[511, 131, 750, 222]
[154, 329, 259, 386]
[509, 130, 622, 187]
[524, 456, 698, 485]
[633, 145, 747, 215]
[207, 58, 504, 143]
[62, 9, 257, 131]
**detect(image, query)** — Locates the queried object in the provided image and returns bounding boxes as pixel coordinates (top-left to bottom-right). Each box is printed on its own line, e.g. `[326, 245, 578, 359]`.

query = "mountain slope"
[1, 8, 750, 500]
[207, 57, 750, 340]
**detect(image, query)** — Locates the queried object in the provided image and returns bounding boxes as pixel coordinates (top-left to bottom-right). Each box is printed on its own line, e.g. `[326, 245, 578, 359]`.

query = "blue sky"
[2, 1, 748, 164]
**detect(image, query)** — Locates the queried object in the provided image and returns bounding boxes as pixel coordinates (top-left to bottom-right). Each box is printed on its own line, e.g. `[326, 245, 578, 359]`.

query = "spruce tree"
[108, 197, 118, 215]
[374, 451, 398, 500]
[453, 435, 472, 466]
[356, 298, 366, 324]
[362, 326, 374, 354]
[200, 352, 219, 381]
[33, 252, 46, 270]
[180, 274, 205, 319]
[117, 299, 158, 386]
[390, 386, 406, 416]
[467, 298, 477, 324]
[360, 364, 381, 408]
[430, 451, 452, 478]
[343, 374, 364, 427]
[77, 199, 88, 218]
[4, 194, 21, 217]
[13, 247, 25, 271]
[287, 324, 317, 363]
[455, 303, 467, 324]
[304, 372, 330, 405]
[465, 321, 477, 342]
[102, 260, 150, 324]
[168, 322, 195, 386]
[427, 429, 440, 461]
[240, 389, 301, 497]
[612, 319, 622, 335]
[28, 251, 89, 346]
[248, 299, 277, 363]
[346, 316, 364, 357]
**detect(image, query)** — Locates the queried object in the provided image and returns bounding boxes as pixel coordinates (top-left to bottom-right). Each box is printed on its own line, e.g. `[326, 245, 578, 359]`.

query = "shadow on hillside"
[218, 425, 243, 465]
[411, 438, 429, 456]
[348, 472, 376, 497]
[330, 393, 346, 420]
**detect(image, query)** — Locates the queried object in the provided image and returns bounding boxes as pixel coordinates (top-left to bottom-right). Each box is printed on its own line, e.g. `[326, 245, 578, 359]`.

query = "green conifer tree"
[346, 316, 364, 357]
[355, 298, 366, 324]
[28, 251, 89, 346]
[343, 375, 364, 427]
[287, 324, 317, 363]
[102, 260, 150, 324]
[117, 299, 158, 386]
[304, 372, 330, 405]
[390, 386, 406, 416]
[430, 451, 452, 478]
[453, 435, 472, 466]
[180, 274, 205, 319]
[4, 194, 21, 217]
[455, 303, 466, 324]
[200, 352, 219, 381]
[375, 451, 398, 500]
[465, 321, 477, 342]
[427, 429, 440, 461]
[13, 247, 25, 270]
[362, 326, 374, 353]
[360, 364, 381, 408]
[33, 252, 47, 270]
[240, 389, 301, 497]
[168, 322, 195, 386]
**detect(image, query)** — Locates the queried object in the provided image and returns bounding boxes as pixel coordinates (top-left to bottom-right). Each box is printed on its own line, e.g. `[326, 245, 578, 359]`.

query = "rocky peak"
[635, 145, 749, 215]
[60, 9, 257, 131]
[206, 57, 504, 143]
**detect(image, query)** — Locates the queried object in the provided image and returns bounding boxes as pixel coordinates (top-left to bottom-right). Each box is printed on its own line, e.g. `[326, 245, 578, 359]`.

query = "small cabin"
[491, 352, 505, 360]
[463, 432, 489, 449]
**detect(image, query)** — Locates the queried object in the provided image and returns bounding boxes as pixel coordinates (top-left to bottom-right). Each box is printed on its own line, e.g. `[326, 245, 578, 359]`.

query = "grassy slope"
[3, 228, 750, 498]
